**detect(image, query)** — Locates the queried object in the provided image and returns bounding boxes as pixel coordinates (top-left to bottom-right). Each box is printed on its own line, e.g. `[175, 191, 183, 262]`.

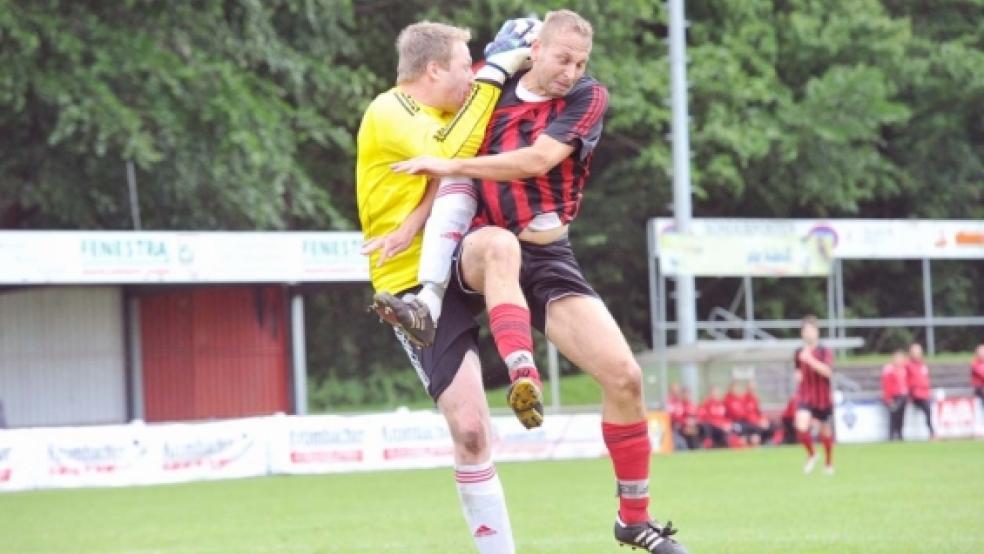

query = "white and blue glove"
[476, 17, 543, 85]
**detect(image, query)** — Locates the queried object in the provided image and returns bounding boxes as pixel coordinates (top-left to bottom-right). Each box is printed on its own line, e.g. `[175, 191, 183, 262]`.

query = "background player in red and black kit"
[793, 315, 835, 475]
[393, 10, 688, 554]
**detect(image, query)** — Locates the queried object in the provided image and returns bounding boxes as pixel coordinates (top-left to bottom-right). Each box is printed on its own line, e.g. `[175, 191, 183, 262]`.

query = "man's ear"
[425, 60, 443, 81]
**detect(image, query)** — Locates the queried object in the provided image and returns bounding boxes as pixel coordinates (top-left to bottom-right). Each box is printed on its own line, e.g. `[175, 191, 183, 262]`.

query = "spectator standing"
[972, 345, 984, 406]
[882, 350, 909, 441]
[906, 343, 934, 439]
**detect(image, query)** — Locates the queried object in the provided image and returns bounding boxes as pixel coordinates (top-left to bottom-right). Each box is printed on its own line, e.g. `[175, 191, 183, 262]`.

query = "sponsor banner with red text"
[39, 423, 150, 489]
[270, 414, 377, 474]
[935, 397, 978, 439]
[150, 418, 269, 484]
[836, 398, 980, 443]
[0, 430, 39, 492]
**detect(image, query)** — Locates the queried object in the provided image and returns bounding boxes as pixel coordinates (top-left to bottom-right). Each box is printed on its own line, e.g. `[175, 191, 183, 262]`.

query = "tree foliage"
[2, 0, 982, 407]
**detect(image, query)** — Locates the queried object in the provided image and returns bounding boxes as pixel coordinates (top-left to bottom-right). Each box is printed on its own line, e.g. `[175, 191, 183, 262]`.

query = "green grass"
[3, 440, 983, 553]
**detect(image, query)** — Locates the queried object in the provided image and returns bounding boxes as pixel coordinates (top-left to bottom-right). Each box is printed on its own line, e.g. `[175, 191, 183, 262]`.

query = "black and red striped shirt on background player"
[473, 70, 608, 232]
[794, 345, 833, 410]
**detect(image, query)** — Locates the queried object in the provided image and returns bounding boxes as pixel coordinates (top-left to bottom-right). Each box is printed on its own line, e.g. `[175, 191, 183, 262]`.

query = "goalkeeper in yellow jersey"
[354, 19, 536, 554]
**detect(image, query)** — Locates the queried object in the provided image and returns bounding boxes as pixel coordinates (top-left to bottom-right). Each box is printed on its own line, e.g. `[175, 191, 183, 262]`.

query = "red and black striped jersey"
[473, 71, 608, 233]
[794, 345, 833, 409]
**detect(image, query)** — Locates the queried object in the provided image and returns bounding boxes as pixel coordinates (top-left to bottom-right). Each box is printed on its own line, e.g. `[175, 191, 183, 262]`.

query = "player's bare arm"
[391, 134, 574, 180]
[361, 179, 438, 266]
[806, 355, 833, 378]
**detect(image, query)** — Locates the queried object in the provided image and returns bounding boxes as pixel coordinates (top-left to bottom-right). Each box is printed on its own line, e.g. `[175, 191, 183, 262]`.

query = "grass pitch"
[3, 440, 983, 553]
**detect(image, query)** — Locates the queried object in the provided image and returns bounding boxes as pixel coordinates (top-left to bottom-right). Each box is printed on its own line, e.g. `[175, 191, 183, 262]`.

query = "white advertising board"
[652, 218, 984, 263]
[0, 231, 369, 284]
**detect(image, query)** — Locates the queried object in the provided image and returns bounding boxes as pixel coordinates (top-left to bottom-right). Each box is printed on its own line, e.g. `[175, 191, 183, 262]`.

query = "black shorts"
[797, 403, 833, 423]
[457, 234, 599, 332]
[394, 275, 483, 402]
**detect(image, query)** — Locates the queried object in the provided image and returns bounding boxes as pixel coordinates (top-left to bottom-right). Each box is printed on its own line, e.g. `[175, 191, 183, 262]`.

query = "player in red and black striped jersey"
[469, 66, 605, 233]
[794, 315, 835, 475]
[393, 10, 687, 554]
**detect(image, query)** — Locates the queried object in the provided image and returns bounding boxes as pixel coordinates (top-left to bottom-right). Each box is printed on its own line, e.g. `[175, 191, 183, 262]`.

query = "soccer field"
[3, 440, 983, 553]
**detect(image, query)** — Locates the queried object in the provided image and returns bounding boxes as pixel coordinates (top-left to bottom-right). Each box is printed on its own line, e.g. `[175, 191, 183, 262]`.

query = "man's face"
[528, 31, 591, 97]
[976, 345, 984, 359]
[909, 344, 923, 360]
[432, 41, 474, 112]
[801, 323, 819, 344]
[893, 352, 908, 366]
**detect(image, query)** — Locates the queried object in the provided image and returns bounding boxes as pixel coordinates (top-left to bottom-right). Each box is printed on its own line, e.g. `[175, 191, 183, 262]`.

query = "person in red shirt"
[794, 315, 835, 475]
[667, 383, 701, 450]
[742, 381, 776, 445]
[972, 344, 984, 406]
[723, 381, 748, 426]
[906, 343, 934, 438]
[882, 350, 909, 441]
[698, 386, 731, 448]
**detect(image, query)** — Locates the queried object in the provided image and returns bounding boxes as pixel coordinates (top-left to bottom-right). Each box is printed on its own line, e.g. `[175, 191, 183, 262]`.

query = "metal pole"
[922, 258, 936, 355]
[827, 271, 836, 341]
[125, 160, 142, 230]
[290, 291, 308, 415]
[548, 342, 561, 411]
[743, 275, 755, 339]
[835, 260, 846, 359]
[127, 295, 144, 421]
[658, 271, 669, 408]
[668, 0, 698, 393]
[647, 219, 660, 350]
[647, 219, 663, 407]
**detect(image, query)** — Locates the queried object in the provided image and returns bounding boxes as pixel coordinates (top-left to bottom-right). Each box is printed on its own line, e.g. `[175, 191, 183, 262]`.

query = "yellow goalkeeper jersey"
[356, 81, 499, 293]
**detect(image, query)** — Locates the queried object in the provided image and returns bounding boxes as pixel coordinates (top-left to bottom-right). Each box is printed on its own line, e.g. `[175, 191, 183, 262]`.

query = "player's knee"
[605, 358, 643, 401]
[456, 425, 488, 458]
[481, 229, 520, 267]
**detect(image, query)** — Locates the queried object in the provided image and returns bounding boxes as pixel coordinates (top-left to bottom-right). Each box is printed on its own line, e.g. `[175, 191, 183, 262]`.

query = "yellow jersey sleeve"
[356, 81, 501, 294]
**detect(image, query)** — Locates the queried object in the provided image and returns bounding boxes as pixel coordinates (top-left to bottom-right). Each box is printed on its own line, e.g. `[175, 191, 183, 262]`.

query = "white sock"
[418, 176, 477, 318]
[455, 461, 515, 554]
[417, 283, 444, 321]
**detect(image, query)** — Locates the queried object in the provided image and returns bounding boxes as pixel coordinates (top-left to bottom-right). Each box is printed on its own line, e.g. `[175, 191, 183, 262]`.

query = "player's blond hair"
[396, 22, 471, 83]
[539, 9, 594, 45]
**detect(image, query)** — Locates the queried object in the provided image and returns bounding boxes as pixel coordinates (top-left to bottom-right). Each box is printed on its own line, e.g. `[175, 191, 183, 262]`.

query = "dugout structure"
[644, 218, 984, 406]
[0, 231, 367, 428]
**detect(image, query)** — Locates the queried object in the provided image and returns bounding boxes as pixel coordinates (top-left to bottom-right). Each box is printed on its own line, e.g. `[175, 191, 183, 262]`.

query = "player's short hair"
[396, 21, 471, 83]
[801, 315, 819, 329]
[539, 9, 594, 45]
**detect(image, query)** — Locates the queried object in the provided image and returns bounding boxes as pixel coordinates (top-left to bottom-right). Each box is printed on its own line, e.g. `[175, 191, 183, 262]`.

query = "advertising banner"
[38, 424, 150, 489]
[652, 218, 984, 261]
[647, 411, 675, 454]
[271, 414, 376, 475]
[0, 231, 369, 284]
[935, 397, 978, 439]
[150, 419, 269, 484]
[658, 233, 831, 277]
[0, 430, 39, 492]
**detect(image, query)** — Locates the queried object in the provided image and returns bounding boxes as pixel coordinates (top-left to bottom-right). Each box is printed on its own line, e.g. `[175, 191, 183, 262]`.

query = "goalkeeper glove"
[475, 17, 543, 85]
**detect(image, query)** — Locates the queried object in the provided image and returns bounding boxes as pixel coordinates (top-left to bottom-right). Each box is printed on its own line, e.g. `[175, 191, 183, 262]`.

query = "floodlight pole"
[669, 0, 699, 393]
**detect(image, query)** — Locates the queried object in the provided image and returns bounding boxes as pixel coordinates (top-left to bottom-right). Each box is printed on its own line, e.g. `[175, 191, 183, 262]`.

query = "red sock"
[602, 421, 651, 524]
[798, 431, 815, 457]
[488, 303, 540, 384]
[821, 435, 833, 466]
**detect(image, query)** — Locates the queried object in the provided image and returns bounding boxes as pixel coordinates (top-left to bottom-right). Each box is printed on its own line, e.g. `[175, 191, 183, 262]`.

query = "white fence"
[0, 411, 610, 493]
